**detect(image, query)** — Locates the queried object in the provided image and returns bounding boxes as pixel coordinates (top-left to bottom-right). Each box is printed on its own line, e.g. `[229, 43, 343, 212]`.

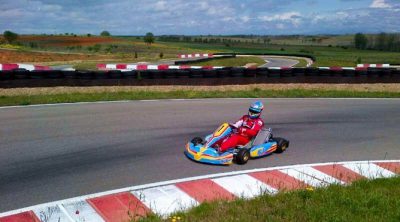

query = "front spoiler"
[184, 142, 233, 165]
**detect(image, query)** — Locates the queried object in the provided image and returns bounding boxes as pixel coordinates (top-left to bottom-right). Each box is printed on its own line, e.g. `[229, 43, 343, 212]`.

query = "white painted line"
[168, 65, 180, 69]
[295, 166, 345, 185]
[63, 200, 105, 222]
[343, 67, 355, 70]
[127, 64, 137, 70]
[58, 204, 76, 222]
[1, 98, 400, 110]
[342, 163, 396, 179]
[17, 64, 35, 71]
[132, 185, 198, 216]
[212, 174, 277, 198]
[190, 66, 202, 69]
[33, 204, 74, 222]
[1, 160, 399, 217]
[148, 65, 158, 70]
[279, 168, 327, 187]
[0, 64, 3, 71]
[105, 64, 117, 69]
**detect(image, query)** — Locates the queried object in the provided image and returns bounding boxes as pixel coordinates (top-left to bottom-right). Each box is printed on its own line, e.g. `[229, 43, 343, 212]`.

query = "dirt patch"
[1, 84, 400, 96]
[0, 49, 112, 63]
[19, 36, 122, 47]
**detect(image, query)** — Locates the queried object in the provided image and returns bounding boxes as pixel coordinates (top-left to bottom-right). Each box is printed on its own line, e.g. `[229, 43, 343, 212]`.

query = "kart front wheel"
[191, 137, 203, 145]
[235, 149, 250, 165]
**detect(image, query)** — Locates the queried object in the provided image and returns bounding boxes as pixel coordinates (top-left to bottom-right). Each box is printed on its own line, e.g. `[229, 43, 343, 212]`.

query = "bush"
[100, 31, 111, 36]
[92, 44, 102, 52]
[159, 52, 164, 58]
[3, 30, 18, 44]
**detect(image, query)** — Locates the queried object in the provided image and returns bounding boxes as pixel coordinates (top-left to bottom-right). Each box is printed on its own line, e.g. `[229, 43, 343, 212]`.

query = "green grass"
[165, 42, 400, 67]
[189, 56, 266, 67]
[138, 177, 400, 222]
[1, 89, 400, 107]
[294, 58, 308, 67]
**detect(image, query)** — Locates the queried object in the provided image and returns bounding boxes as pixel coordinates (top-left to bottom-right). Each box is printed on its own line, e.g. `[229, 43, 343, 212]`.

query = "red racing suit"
[218, 115, 264, 152]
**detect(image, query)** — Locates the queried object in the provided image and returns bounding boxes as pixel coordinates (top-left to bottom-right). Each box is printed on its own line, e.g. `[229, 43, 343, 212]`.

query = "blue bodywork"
[185, 123, 281, 165]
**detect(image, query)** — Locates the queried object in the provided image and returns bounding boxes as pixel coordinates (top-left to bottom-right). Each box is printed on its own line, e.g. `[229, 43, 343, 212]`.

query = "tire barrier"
[215, 52, 316, 63]
[178, 53, 213, 59]
[1, 67, 400, 88]
[174, 55, 236, 65]
[0, 63, 51, 71]
[357, 64, 390, 68]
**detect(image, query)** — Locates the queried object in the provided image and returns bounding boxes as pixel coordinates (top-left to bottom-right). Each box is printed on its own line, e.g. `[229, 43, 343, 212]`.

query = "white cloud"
[154, 1, 167, 11]
[259, 12, 302, 27]
[241, 16, 250, 23]
[370, 0, 391, 8]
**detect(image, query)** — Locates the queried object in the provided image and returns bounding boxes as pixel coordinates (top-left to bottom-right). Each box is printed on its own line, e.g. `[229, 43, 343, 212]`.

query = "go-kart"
[184, 123, 289, 165]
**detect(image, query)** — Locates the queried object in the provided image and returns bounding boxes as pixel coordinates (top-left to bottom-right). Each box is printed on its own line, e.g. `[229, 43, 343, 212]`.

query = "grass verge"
[1, 86, 400, 107]
[139, 177, 400, 222]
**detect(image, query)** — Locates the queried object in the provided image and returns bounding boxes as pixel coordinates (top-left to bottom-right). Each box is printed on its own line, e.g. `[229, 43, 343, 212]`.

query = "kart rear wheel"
[191, 137, 203, 145]
[274, 137, 289, 153]
[235, 149, 250, 165]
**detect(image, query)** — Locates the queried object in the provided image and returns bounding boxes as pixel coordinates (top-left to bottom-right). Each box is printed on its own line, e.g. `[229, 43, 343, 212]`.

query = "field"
[1, 34, 400, 68]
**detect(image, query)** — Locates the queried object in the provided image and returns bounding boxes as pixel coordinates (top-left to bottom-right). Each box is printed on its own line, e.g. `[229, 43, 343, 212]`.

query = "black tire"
[191, 137, 203, 145]
[274, 137, 289, 153]
[235, 149, 250, 165]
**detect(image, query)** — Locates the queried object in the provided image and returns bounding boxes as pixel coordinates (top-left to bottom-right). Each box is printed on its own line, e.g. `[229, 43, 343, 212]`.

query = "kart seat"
[237, 128, 271, 149]
[252, 128, 272, 146]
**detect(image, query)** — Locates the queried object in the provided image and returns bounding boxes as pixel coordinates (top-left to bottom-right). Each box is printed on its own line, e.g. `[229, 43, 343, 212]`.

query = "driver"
[217, 101, 265, 152]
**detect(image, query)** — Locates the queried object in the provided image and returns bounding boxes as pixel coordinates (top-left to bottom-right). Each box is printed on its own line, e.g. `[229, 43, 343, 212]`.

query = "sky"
[0, 0, 399, 35]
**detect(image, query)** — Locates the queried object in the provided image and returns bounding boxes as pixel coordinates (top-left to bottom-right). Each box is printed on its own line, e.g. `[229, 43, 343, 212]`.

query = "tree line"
[354, 33, 400, 52]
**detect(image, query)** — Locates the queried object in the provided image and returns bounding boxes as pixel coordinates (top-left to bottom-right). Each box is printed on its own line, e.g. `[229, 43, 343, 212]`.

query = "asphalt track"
[259, 56, 300, 67]
[1, 99, 400, 212]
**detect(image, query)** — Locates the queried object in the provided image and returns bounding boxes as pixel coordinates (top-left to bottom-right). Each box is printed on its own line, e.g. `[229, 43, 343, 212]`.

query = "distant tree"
[100, 31, 111, 36]
[3, 30, 18, 44]
[134, 51, 138, 58]
[144, 32, 155, 46]
[376, 32, 387, 50]
[354, 33, 368, 50]
[87, 33, 92, 37]
[159, 52, 164, 58]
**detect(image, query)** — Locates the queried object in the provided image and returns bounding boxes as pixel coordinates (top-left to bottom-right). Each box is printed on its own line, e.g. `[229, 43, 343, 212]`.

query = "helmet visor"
[248, 108, 261, 118]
